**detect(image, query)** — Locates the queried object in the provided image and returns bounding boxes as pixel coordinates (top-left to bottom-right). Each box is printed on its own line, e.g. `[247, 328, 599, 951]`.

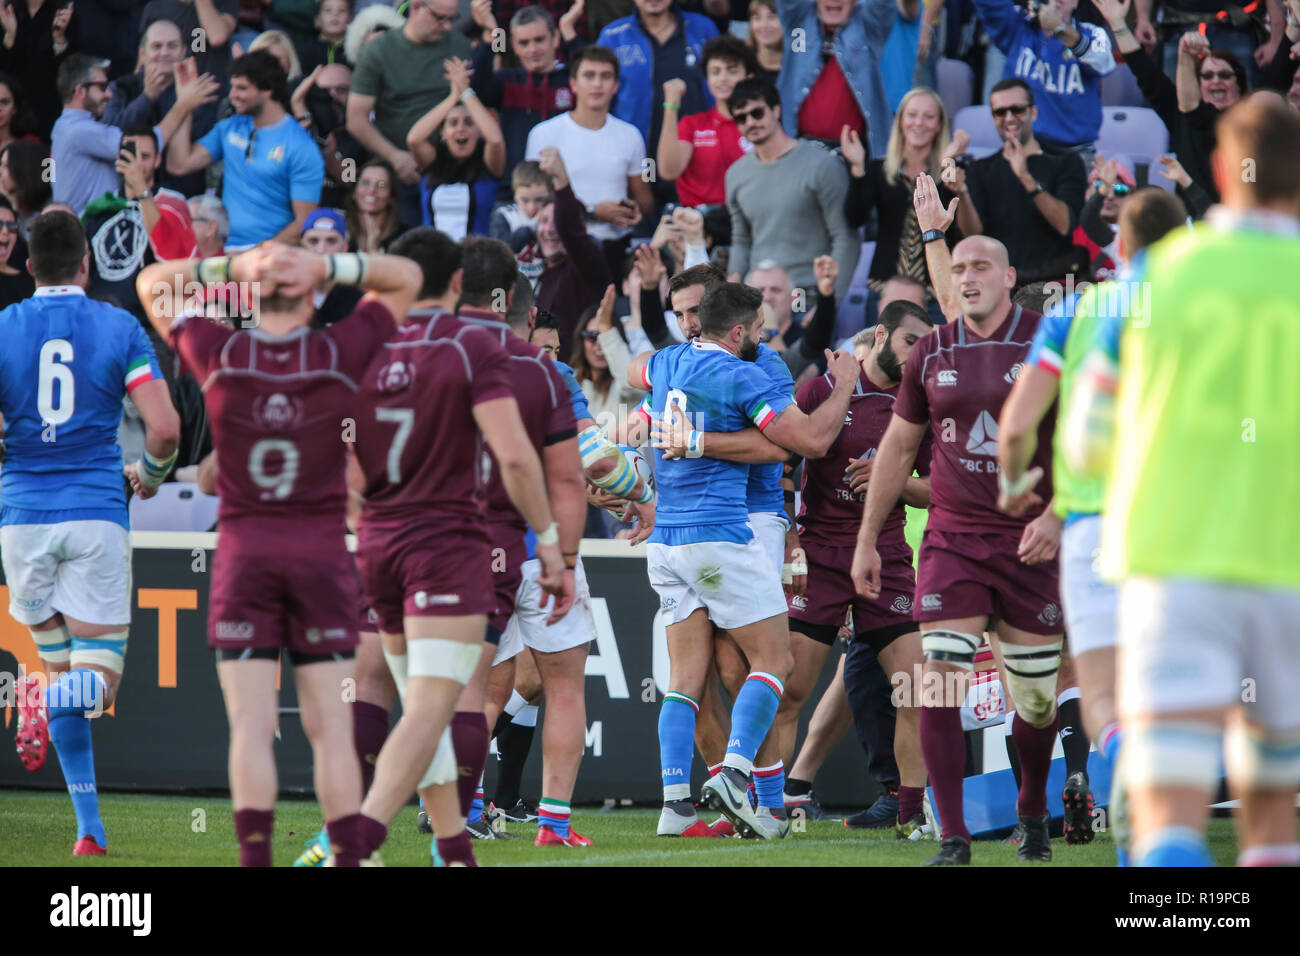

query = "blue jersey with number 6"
[640, 340, 793, 543]
[0, 288, 163, 528]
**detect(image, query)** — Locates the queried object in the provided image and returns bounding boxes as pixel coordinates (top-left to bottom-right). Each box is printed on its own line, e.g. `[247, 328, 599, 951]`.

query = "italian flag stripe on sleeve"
[125, 357, 156, 392]
[1036, 347, 1064, 377]
[750, 401, 777, 429]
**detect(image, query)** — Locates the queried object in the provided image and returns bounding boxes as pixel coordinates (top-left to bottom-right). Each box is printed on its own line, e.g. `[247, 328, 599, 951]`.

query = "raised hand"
[839, 124, 866, 176]
[913, 172, 959, 233]
[444, 56, 473, 97]
[814, 255, 838, 296]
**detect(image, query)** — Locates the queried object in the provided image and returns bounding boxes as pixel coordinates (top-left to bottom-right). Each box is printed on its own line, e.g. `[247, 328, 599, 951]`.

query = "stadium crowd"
[2, 0, 1299, 867]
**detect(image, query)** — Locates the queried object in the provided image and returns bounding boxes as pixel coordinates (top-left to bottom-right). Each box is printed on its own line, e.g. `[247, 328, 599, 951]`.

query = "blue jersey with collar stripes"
[642, 340, 794, 543]
[0, 288, 164, 529]
[746, 343, 794, 519]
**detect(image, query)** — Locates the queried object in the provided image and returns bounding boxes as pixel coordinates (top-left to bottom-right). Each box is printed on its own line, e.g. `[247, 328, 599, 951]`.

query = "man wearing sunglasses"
[348, 0, 472, 228]
[972, 0, 1115, 153]
[51, 53, 217, 217]
[953, 78, 1086, 289]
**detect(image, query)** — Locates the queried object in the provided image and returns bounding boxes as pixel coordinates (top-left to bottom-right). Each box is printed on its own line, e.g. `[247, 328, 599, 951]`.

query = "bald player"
[853, 180, 1066, 865]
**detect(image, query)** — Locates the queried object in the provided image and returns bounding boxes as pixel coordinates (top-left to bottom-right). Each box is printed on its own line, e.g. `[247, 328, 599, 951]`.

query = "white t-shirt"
[525, 112, 646, 243]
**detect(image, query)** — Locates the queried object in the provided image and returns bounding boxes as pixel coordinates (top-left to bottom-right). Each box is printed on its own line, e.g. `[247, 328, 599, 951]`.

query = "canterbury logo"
[937, 369, 958, 386]
[921, 593, 942, 610]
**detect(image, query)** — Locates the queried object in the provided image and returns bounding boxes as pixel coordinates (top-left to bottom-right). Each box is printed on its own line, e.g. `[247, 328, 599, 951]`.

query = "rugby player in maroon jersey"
[137, 243, 422, 866]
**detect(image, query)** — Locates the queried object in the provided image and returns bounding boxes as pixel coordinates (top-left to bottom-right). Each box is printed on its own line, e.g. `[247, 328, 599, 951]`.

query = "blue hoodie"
[973, 0, 1115, 148]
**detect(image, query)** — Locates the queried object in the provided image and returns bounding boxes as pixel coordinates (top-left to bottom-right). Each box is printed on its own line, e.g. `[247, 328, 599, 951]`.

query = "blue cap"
[301, 207, 348, 238]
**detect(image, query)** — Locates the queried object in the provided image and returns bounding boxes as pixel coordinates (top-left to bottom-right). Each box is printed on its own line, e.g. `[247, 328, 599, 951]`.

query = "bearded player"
[628, 283, 860, 839]
[137, 243, 420, 866]
[853, 175, 1065, 865]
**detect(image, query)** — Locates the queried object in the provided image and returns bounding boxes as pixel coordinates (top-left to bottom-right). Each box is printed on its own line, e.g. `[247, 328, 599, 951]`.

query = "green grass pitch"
[0, 790, 1243, 867]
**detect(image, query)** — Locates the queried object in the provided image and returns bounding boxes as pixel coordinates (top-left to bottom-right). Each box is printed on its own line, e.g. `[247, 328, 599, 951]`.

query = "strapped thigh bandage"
[921, 630, 981, 671]
[383, 649, 409, 701]
[1123, 722, 1222, 789]
[70, 631, 128, 674]
[31, 624, 72, 665]
[999, 639, 1062, 726]
[407, 638, 483, 684]
[1224, 722, 1300, 790]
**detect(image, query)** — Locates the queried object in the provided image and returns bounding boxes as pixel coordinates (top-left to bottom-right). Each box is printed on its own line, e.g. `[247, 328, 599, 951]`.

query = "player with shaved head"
[852, 174, 1066, 864]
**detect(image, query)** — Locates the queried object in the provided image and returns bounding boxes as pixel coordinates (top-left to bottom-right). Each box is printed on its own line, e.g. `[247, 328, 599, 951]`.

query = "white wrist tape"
[139, 449, 178, 489]
[533, 522, 559, 547]
[997, 468, 1036, 497]
[407, 637, 483, 684]
[328, 252, 368, 286]
[196, 256, 231, 284]
[685, 430, 703, 459]
[781, 548, 808, 585]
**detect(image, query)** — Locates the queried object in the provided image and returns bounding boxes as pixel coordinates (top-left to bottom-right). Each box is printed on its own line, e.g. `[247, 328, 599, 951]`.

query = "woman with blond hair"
[249, 29, 305, 83]
[842, 86, 957, 325]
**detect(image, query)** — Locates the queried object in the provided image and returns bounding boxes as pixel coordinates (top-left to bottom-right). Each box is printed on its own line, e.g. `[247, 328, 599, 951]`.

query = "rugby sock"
[469, 788, 485, 826]
[436, 832, 477, 867]
[351, 700, 389, 795]
[753, 762, 786, 817]
[492, 707, 538, 809]
[233, 808, 274, 867]
[1134, 826, 1214, 867]
[920, 705, 969, 843]
[659, 692, 698, 802]
[451, 712, 490, 819]
[1096, 722, 1123, 781]
[491, 689, 529, 740]
[723, 673, 784, 776]
[1057, 690, 1091, 780]
[1012, 709, 1059, 819]
[326, 813, 376, 867]
[537, 798, 571, 838]
[707, 763, 723, 777]
[1003, 711, 1023, 790]
[1238, 843, 1300, 867]
[897, 785, 925, 825]
[46, 669, 106, 845]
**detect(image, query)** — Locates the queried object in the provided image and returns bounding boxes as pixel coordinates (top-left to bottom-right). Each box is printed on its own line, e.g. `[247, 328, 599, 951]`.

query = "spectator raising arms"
[747, 0, 784, 86]
[725, 79, 859, 302]
[471, 4, 585, 204]
[346, 0, 472, 226]
[0, 0, 75, 139]
[525, 45, 653, 243]
[344, 158, 406, 252]
[166, 51, 324, 247]
[1097, 0, 1240, 204]
[569, 299, 644, 438]
[657, 35, 756, 209]
[407, 57, 505, 240]
[971, 0, 1114, 152]
[776, 0, 895, 155]
[843, 86, 956, 325]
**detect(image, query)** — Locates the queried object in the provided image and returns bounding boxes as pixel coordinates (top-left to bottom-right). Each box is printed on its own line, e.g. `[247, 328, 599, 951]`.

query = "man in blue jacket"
[972, 0, 1115, 152]
[597, 0, 717, 154]
[776, 0, 895, 157]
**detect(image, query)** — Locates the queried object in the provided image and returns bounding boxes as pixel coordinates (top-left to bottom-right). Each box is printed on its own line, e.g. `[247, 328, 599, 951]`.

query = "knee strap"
[921, 630, 981, 671]
[1123, 722, 1222, 790]
[31, 624, 71, 665]
[1224, 722, 1300, 790]
[408, 638, 482, 684]
[69, 631, 127, 675]
[1000, 639, 1062, 726]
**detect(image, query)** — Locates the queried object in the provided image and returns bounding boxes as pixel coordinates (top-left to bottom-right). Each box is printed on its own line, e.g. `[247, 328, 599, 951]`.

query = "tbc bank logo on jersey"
[937, 369, 958, 387]
[965, 410, 999, 456]
[253, 393, 302, 430]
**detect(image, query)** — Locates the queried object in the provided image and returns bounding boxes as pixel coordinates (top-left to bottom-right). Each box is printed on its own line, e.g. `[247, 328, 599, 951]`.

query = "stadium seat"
[1101, 64, 1146, 107]
[1097, 106, 1169, 167]
[951, 105, 1001, 158]
[935, 58, 976, 122]
[129, 482, 220, 532]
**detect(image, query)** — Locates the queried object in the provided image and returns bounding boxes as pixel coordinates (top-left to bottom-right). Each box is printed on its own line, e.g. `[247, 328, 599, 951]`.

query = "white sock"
[512, 704, 539, 728]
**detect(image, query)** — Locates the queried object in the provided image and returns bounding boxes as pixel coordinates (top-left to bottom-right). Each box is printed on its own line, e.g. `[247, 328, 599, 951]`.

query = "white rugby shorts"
[1060, 515, 1118, 656]
[647, 534, 787, 631]
[748, 511, 789, 580]
[1, 521, 132, 627]
[493, 557, 596, 665]
[1119, 576, 1300, 733]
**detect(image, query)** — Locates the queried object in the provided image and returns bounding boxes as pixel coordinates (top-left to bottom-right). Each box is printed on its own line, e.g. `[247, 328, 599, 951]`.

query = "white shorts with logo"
[1, 521, 132, 626]
[1119, 576, 1300, 732]
[1060, 515, 1118, 656]
[647, 533, 787, 631]
[748, 511, 789, 579]
[493, 557, 596, 665]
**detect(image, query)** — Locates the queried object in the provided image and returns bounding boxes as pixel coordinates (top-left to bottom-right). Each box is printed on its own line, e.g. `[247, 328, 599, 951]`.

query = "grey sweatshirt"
[725, 139, 859, 301]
